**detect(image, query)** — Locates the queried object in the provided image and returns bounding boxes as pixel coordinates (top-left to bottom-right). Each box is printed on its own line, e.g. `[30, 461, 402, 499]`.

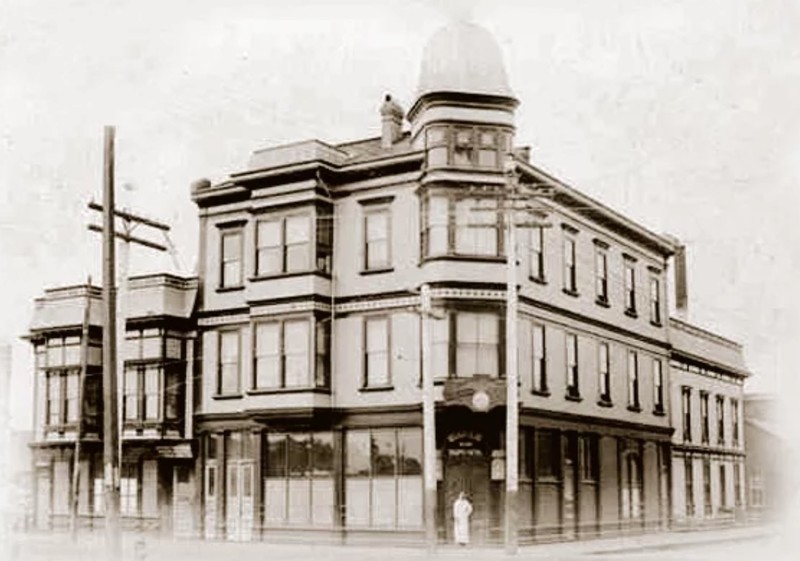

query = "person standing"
[452, 492, 473, 546]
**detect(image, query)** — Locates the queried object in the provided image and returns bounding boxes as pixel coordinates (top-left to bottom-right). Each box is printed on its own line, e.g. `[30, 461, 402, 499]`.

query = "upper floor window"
[624, 257, 637, 316]
[220, 228, 243, 288]
[422, 191, 502, 259]
[700, 392, 710, 444]
[532, 323, 547, 394]
[123, 365, 160, 422]
[595, 244, 608, 304]
[456, 312, 500, 378]
[125, 328, 184, 362]
[565, 333, 579, 399]
[682, 386, 692, 442]
[653, 359, 664, 414]
[716, 395, 725, 445]
[529, 227, 545, 282]
[254, 319, 317, 390]
[46, 336, 81, 367]
[598, 341, 611, 404]
[425, 125, 510, 170]
[47, 370, 79, 427]
[364, 316, 391, 388]
[627, 350, 640, 410]
[217, 330, 241, 396]
[431, 316, 450, 381]
[649, 275, 661, 325]
[731, 398, 740, 446]
[363, 206, 392, 271]
[256, 214, 312, 276]
[562, 230, 577, 294]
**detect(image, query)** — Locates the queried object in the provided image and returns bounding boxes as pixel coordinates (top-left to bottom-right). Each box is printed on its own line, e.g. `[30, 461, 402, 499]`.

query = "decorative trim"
[212, 393, 244, 401]
[360, 267, 395, 276]
[595, 297, 610, 308]
[622, 252, 638, 262]
[249, 270, 331, 282]
[197, 312, 250, 327]
[561, 223, 579, 234]
[216, 218, 247, 229]
[562, 288, 580, 298]
[216, 285, 244, 293]
[647, 265, 662, 274]
[597, 399, 613, 408]
[357, 195, 395, 206]
[246, 387, 331, 396]
[359, 385, 395, 393]
[519, 407, 674, 438]
[592, 238, 610, 249]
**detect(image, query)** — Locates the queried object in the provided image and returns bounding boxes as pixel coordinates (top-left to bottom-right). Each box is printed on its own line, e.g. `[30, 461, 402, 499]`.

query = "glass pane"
[288, 479, 310, 524]
[478, 149, 497, 168]
[264, 479, 286, 524]
[286, 215, 310, 243]
[64, 343, 81, 365]
[371, 429, 396, 476]
[426, 126, 446, 145]
[398, 428, 422, 476]
[478, 314, 498, 344]
[286, 243, 310, 271]
[457, 313, 478, 344]
[47, 343, 62, 366]
[371, 478, 396, 528]
[366, 352, 389, 386]
[366, 318, 388, 352]
[258, 219, 282, 248]
[287, 433, 310, 477]
[397, 476, 423, 528]
[142, 336, 161, 359]
[345, 479, 370, 527]
[258, 248, 283, 275]
[220, 331, 239, 362]
[346, 430, 371, 476]
[311, 479, 334, 526]
[477, 344, 498, 376]
[312, 432, 334, 476]
[428, 146, 448, 167]
[256, 356, 281, 388]
[285, 354, 309, 388]
[366, 211, 388, 242]
[165, 338, 182, 360]
[266, 434, 287, 477]
[367, 240, 389, 269]
[222, 232, 241, 259]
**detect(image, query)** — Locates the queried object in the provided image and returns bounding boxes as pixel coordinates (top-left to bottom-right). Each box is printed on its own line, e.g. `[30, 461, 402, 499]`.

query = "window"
[598, 342, 611, 403]
[653, 359, 664, 413]
[563, 233, 577, 293]
[734, 463, 742, 506]
[595, 245, 608, 303]
[123, 365, 162, 421]
[217, 330, 240, 395]
[627, 351, 640, 410]
[700, 392, 710, 444]
[254, 319, 316, 389]
[422, 191, 503, 259]
[220, 229, 243, 288]
[578, 435, 598, 482]
[719, 464, 727, 508]
[530, 227, 544, 281]
[535, 430, 560, 479]
[256, 214, 313, 276]
[624, 258, 636, 315]
[532, 323, 547, 393]
[363, 207, 391, 270]
[46, 336, 81, 367]
[703, 460, 712, 515]
[264, 431, 335, 527]
[565, 333, 579, 398]
[456, 312, 499, 377]
[716, 396, 725, 445]
[685, 457, 695, 517]
[749, 468, 764, 507]
[431, 316, 450, 380]
[315, 320, 331, 388]
[344, 428, 423, 529]
[424, 124, 509, 170]
[364, 317, 390, 388]
[731, 398, 740, 447]
[622, 452, 643, 519]
[46, 370, 80, 427]
[682, 387, 692, 442]
[120, 463, 139, 516]
[649, 276, 661, 324]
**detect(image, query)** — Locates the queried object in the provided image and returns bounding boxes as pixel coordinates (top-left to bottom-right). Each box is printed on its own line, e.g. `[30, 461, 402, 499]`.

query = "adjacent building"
[25, 20, 756, 546]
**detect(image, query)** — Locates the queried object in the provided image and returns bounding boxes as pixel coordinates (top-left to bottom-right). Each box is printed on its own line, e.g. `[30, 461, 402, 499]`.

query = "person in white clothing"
[452, 492, 473, 546]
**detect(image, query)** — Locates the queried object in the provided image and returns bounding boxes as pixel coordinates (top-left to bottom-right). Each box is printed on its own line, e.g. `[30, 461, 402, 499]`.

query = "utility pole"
[89, 127, 172, 559]
[419, 284, 438, 553]
[101, 125, 121, 560]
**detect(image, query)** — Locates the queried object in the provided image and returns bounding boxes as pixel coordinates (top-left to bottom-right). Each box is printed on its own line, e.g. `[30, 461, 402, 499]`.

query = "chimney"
[674, 244, 688, 319]
[380, 94, 404, 148]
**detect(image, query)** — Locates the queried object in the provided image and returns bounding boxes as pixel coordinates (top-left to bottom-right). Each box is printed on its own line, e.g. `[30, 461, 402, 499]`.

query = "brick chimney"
[380, 94, 404, 148]
[674, 244, 688, 319]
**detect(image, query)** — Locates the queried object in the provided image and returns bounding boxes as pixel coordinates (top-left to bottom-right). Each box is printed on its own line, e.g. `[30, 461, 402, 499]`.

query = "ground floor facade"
[30, 439, 196, 536]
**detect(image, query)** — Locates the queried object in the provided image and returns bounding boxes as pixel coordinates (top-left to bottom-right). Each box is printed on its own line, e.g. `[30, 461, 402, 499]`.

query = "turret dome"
[416, 21, 514, 100]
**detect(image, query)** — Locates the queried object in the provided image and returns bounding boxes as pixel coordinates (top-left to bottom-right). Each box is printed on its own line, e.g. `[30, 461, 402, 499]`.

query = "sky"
[1, 0, 799, 433]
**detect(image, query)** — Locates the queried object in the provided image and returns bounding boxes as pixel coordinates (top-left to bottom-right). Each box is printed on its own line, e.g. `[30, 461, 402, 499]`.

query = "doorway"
[444, 451, 491, 545]
[225, 461, 254, 541]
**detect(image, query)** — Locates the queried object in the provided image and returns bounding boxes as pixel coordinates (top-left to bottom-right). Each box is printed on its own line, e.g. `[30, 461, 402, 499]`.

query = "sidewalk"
[3, 522, 776, 561]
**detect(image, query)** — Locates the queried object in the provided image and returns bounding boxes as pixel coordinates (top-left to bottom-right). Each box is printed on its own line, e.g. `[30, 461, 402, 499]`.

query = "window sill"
[360, 267, 394, 276]
[216, 285, 244, 293]
[421, 254, 506, 265]
[250, 270, 331, 282]
[212, 393, 243, 400]
[565, 393, 582, 402]
[650, 320, 663, 328]
[595, 297, 610, 308]
[531, 389, 550, 397]
[627, 404, 642, 413]
[562, 288, 580, 298]
[653, 406, 666, 416]
[529, 275, 547, 286]
[624, 308, 638, 319]
[247, 387, 330, 396]
[597, 398, 613, 408]
[359, 385, 394, 393]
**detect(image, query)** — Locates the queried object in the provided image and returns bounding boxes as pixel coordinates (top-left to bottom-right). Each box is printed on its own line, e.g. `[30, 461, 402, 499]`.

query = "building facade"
[27, 274, 198, 535]
[25, 21, 755, 546]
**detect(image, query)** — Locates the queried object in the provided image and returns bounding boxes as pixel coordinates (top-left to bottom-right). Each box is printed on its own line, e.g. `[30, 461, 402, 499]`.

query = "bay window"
[421, 190, 503, 258]
[424, 124, 510, 170]
[456, 312, 499, 377]
[254, 318, 320, 390]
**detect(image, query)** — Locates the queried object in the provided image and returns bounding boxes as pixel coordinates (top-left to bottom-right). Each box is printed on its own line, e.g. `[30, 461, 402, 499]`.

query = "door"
[35, 468, 51, 530]
[173, 465, 194, 538]
[444, 452, 490, 545]
[225, 461, 254, 541]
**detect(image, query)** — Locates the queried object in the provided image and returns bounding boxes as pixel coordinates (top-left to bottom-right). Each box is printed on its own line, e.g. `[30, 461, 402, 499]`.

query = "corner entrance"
[444, 449, 491, 545]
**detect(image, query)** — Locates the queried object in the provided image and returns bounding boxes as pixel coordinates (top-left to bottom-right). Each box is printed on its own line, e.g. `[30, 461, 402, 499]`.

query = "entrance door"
[444, 452, 490, 545]
[35, 468, 51, 530]
[173, 465, 194, 538]
[225, 461, 254, 541]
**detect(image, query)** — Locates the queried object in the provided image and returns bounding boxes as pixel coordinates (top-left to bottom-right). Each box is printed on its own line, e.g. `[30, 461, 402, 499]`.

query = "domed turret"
[416, 21, 514, 100]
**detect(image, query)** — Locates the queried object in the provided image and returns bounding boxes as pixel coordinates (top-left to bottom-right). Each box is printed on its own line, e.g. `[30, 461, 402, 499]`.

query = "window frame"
[531, 322, 548, 395]
[562, 230, 578, 295]
[219, 227, 244, 289]
[255, 212, 315, 277]
[649, 274, 662, 325]
[598, 341, 611, 405]
[623, 256, 637, 316]
[700, 391, 710, 444]
[252, 317, 321, 391]
[362, 205, 393, 272]
[529, 227, 545, 282]
[594, 243, 609, 304]
[716, 395, 725, 446]
[216, 329, 242, 397]
[682, 386, 693, 442]
[652, 358, 664, 414]
[454, 311, 501, 379]
[565, 332, 580, 399]
[627, 350, 640, 411]
[424, 124, 510, 170]
[363, 315, 392, 389]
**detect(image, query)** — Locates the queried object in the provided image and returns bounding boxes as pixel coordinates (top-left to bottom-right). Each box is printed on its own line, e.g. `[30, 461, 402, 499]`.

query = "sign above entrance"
[442, 375, 506, 412]
[156, 443, 194, 459]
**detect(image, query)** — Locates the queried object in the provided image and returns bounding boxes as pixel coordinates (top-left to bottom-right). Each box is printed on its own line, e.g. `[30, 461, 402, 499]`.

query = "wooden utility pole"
[504, 191, 519, 555]
[69, 275, 92, 540]
[101, 125, 121, 559]
[420, 284, 438, 552]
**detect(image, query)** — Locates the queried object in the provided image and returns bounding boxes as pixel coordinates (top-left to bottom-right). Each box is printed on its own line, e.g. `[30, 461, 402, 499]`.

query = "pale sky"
[2, 0, 799, 431]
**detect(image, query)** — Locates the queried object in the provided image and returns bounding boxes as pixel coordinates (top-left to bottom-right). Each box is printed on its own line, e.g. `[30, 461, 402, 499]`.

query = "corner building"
[192, 22, 681, 544]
